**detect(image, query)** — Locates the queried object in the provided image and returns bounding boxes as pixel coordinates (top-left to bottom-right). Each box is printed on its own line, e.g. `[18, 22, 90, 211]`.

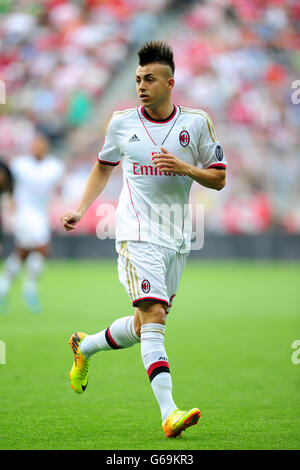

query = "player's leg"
[69, 314, 141, 394]
[79, 314, 140, 357]
[68, 241, 154, 393]
[0, 247, 26, 312]
[135, 300, 200, 438]
[135, 247, 200, 438]
[136, 300, 179, 426]
[160, 250, 200, 437]
[76, 241, 143, 358]
[22, 245, 48, 313]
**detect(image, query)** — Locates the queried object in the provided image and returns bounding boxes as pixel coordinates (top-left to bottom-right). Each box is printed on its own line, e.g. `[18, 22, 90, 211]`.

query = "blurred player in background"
[0, 160, 14, 255]
[0, 133, 64, 314]
[62, 41, 226, 438]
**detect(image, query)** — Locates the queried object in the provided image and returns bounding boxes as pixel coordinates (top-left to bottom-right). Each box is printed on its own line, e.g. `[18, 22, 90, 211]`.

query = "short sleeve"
[197, 113, 227, 170]
[98, 115, 122, 166]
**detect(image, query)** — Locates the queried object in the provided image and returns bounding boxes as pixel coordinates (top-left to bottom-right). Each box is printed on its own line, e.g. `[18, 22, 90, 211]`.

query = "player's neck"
[33, 154, 44, 161]
[143, 102, 174, 122]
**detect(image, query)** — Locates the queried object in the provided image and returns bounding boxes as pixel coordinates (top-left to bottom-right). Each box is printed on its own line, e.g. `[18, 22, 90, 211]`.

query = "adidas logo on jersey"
[128, 134, 140, 143]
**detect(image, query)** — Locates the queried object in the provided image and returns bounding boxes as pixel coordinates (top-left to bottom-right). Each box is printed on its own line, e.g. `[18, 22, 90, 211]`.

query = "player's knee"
[133, 312, 141, 336]
[25, 251, 45, 277]
[137, 301, 167, 325]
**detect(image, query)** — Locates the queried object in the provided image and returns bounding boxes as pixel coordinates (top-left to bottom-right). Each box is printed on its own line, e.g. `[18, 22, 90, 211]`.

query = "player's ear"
[167, 77, 175, 91]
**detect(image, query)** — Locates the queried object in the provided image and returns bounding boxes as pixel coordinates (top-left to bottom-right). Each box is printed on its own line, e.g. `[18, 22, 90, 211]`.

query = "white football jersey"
[98, 105, 227, 253]
[11, 154, 64, 229]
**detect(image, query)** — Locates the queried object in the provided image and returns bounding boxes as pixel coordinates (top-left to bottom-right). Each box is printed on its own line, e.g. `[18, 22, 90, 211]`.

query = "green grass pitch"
[0, 259, 299, 450]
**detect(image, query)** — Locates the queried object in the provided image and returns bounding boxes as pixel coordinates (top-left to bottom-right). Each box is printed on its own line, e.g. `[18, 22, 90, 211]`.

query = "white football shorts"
[116, 240, 188, 313]
[14, 211, 51, 249]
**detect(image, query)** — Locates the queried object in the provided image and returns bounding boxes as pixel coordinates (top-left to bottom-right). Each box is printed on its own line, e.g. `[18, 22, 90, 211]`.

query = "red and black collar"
[141, 105, 177, 123]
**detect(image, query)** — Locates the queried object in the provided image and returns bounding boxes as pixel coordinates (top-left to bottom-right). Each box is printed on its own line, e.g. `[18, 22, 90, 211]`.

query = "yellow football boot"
[163, 408, 201, 438]
[68, 332, 90, 393]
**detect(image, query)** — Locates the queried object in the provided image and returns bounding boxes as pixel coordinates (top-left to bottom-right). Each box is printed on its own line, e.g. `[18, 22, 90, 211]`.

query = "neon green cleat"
[68, 332, 90, 394]
[162, 408, 201, 438]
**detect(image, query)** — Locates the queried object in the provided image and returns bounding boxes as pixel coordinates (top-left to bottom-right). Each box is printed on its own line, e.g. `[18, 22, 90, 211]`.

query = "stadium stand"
[0, 0, 299, 238]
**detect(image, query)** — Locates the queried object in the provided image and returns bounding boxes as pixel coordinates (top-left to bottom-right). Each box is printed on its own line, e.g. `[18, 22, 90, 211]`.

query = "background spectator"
[0, 0, 299, 237]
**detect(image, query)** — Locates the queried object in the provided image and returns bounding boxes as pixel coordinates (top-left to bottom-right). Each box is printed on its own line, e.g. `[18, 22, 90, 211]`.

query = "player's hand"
[61, 211, 82, 231]
[152, 147, 189, 175]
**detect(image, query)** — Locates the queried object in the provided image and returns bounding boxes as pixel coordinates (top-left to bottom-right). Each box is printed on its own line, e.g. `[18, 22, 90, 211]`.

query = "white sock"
[0, 253, 22, 297]
[22, 252, 44, 297]
[140, 323, 177, 422]
[80, 315, 140, 359]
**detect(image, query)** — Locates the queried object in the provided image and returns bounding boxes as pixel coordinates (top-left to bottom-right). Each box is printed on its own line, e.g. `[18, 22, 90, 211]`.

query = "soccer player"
[0, 133, 64, 313]
[0, 159, 14, 255]
[62, 41, 226, 438]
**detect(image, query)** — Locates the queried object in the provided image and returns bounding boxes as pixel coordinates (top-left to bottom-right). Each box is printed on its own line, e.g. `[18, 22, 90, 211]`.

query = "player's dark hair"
[137, 41, 175, 75]
[0, 160, 14, 194]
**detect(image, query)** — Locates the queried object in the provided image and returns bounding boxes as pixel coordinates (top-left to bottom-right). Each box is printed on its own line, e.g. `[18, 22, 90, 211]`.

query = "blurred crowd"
[1, 0, 300, 236]
[0, 0, 172, 153]
[170, 0, 300, 234]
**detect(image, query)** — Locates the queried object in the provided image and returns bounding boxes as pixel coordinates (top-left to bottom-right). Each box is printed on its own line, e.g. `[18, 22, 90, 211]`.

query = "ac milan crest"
[179, 130, 190, 147]
[141, 279, 151, 293]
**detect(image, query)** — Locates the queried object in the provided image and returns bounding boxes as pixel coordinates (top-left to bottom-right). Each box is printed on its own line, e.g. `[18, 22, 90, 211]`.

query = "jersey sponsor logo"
[128, 134, 140, 143]
[141, 279, 151, 293]
[215, 145, 224, 161]
[179, 130, 190, 147]
[133, 159, 184, 177]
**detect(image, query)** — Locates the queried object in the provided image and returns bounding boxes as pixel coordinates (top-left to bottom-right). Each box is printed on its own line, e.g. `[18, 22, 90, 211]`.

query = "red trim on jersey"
[141, 105, 177, 124]
[147, 361, 169, 377]
[126, 177, 141, 241]
[132, 296, 169, 307]
[98, 159, 120, 166]
[137, 107, 156, 145]
[207, 163, 227, 169]
[98, 138, 120, 166]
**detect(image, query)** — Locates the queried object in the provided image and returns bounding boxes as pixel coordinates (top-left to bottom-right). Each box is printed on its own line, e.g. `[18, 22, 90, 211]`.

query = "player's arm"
[181, 164, 225, 190]
[62, 112, 122, 231]
[153, 147, 226, 191]
[62, 162, 113, 231]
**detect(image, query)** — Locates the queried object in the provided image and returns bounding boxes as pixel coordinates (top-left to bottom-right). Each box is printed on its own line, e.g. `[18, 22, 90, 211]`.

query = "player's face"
[136, 63, 174, 109]
[31, 134, 49, 160]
